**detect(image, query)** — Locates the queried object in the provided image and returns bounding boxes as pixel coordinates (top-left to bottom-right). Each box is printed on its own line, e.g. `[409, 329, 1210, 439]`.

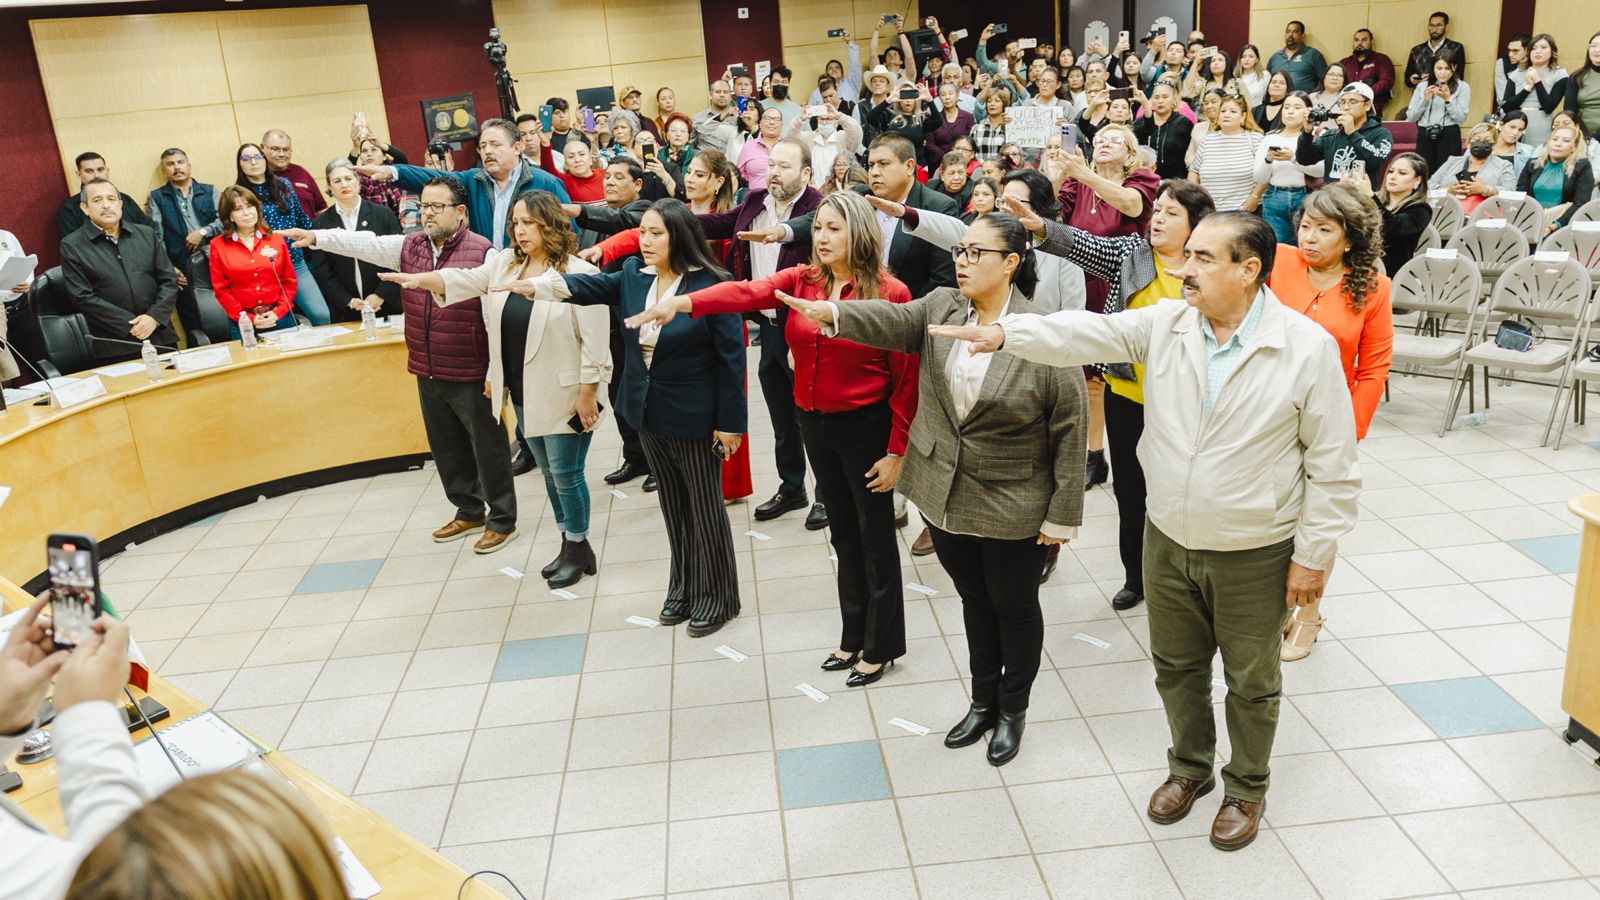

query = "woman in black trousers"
[780, 214, 1087, 766]
[511, 199, 748, 636]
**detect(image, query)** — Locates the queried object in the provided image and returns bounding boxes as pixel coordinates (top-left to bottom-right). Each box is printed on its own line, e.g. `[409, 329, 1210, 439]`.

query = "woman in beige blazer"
[382, 191, 611, 588]
[780, 213, 1087, 767]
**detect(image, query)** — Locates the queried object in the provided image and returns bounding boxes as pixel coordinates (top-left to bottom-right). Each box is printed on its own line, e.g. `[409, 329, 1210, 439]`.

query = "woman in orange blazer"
[1267, 179, 1394, 662]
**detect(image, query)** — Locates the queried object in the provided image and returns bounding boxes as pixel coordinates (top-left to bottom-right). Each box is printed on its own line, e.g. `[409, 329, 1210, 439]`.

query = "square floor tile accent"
[293, 558, 383, 594]
[777, 741, 890, 809]
[1509, 534, 1582, 574]
[491, 635, 587, 682]
[1392, 676, 1545, 738]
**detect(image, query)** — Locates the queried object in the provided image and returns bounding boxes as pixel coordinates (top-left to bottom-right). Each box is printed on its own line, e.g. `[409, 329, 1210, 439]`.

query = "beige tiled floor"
[96, 360, 1600, 899]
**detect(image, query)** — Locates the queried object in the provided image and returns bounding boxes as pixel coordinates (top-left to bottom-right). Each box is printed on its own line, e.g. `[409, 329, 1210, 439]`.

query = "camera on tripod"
[481, 27, 519, 118]
[484, 27, 508, 68]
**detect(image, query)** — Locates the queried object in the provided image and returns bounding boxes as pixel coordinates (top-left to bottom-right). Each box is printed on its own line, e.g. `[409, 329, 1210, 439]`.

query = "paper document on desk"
[0, 253, 37, 290]
[267, 329, 336, 352]
[3, 385, 46, 405]
[333, 837, 382, 898]
[94, 361, 147, 378]
[132, 710, 263, 796]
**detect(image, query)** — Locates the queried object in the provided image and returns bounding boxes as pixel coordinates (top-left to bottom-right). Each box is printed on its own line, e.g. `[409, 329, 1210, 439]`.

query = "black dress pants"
[928, 525, 1048, 714]
[797, 403, 902, 664]
[608, 316, 647, 468]
[1103, 387, 1147, 595]
[639, 429, 741, 623]
[1415, 125, 1462, 183]
[416, 376, 517, 533]
[758, 316, 817, 501]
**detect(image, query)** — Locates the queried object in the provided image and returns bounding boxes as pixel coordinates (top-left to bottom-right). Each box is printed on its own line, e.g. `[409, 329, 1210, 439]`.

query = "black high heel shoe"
[845, 659, 895, 687]
[820, 651, 860, 672]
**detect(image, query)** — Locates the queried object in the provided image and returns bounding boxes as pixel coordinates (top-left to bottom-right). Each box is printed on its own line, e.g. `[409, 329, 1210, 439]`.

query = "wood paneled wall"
[32, 6, 390, 200]
[492, 0, 708, 121]
[1531, 0, 1598, 82]
[1245, 0, 1504, 121]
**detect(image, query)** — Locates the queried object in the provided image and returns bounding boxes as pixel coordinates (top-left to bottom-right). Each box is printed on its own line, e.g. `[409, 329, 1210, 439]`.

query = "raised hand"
[927, 321, 1006, 353]
[279, 227, 316, 248]
[999, 194, 1045, 233]
[378, 271, 428, 290]
[737, 226, 788, 244]
[775, 289, 834, 325]
[351, 164, 392, 181]
[0, 595, 69, 734]
[623, 296, 685, 330]
[863, 194, 907, 218]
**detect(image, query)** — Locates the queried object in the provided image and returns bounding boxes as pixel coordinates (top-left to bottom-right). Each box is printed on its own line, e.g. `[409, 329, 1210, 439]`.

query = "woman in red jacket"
[208, 185, 297, 339]
[627, 190, 919, 687]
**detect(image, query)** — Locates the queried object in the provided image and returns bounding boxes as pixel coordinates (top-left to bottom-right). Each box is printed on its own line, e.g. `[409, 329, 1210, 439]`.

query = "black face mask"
[1469, 141, 1493, 159]
[771, 84, 790, 101]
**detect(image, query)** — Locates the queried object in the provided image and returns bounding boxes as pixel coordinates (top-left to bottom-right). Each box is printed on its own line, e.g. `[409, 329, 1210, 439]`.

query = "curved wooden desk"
[0, 325, 429, 587]
[1562, 494, 1600, 761]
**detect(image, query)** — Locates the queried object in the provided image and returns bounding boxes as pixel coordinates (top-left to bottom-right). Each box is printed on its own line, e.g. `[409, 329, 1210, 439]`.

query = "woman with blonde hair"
[1189, 94, 1265, 211]
[381, 189, 608, 589]
[1518, 122, 1596, 235]
[68, 769, 345, 900]
[1266, 180, 1394, 660]
[626, 189, 917, 687]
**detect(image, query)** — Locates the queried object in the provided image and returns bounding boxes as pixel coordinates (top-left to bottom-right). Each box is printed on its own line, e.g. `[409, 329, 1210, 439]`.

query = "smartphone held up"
[46, 533, 102, 651]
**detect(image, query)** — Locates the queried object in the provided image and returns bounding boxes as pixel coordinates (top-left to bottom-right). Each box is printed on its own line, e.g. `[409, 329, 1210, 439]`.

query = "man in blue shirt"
[1268, 21, 1328, 93]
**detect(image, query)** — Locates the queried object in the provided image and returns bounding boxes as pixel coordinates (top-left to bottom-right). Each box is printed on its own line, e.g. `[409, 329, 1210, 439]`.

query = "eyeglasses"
[418, 202, 457, 213]
[240, 154, 265, 163]
[950, 245, 1008, 264]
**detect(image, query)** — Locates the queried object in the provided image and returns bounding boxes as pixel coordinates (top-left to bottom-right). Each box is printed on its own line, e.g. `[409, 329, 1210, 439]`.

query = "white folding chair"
[1553, 282, 1600, 449]
[1430, 192, 1465, 243]
[1416, 223, 1442, 254]
[1451, 256, 1594, 444]
[1540, 223, 1600, 287]
[1467, 193, 1547, 247]
[1571, 198, 1600, 225]
[1388, 253, 1485, 435]
[1447, 220, 1531, 292]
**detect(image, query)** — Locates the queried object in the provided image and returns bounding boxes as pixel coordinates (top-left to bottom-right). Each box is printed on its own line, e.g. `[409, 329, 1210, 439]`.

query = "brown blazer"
[834, 285, 1087, 540]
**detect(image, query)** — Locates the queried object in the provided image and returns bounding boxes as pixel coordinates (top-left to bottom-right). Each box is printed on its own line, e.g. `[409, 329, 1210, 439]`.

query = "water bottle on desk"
[361, 301, 378, 341]
[238, 312, 257, 350]
[141, 340, 160, 382]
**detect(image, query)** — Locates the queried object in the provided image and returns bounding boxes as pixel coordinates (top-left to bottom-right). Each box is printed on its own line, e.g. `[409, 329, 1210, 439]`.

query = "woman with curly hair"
[1266, 179, 1394, 662]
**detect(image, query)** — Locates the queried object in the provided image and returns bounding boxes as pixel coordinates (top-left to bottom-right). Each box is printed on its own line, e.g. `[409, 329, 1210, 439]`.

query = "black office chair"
[29, 267, 96, 376]
[186, 246, 232, 345]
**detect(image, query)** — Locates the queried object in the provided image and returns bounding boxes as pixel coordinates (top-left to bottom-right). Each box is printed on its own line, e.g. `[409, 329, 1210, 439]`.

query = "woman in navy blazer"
[513, 199, 748, 636]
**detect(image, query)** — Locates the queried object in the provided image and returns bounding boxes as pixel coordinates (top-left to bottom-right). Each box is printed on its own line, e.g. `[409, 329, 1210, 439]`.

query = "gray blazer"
[834, 285, 1087, 541]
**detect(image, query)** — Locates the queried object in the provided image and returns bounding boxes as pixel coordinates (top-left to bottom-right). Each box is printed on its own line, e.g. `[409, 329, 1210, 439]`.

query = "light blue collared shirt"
[1200, 289, 1266, 414]
[489, 163, 524, 249]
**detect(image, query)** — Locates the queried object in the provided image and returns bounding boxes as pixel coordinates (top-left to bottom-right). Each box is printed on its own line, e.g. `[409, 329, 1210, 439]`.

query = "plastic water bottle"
[361, 302, 378, 341]
[140, 340, 160, 382]
[238, 313, 257, 350]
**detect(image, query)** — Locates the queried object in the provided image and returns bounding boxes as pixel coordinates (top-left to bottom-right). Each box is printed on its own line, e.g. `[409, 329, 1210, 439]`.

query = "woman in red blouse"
[208, 185, 297, 339]
[627, 190, 919, 687]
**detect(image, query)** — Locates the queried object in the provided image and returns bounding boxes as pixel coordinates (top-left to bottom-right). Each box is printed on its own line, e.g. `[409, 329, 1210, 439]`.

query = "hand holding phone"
[538, 104, 554, 131]
[828, 28, 847, 39]
[45, 534, 101, 652]
[993, 23, 1008, 35]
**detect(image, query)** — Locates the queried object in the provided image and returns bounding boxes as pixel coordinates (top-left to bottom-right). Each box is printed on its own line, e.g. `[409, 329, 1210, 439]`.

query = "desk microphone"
[0, 335, 62, 410]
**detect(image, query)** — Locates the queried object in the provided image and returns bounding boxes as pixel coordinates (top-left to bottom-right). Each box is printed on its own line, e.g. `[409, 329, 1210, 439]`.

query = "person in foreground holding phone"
[381, 190, 609, 589]
[506, 200, 746, 637]
[777, 213, 1087, 765]
[1, 597, 144, 900]
[927, 212, 1359, 848]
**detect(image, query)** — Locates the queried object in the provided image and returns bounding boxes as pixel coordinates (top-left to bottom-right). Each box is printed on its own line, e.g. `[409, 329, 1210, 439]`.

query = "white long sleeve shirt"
[1000, 289, 1361, 569]
[1, 701, 147, 900]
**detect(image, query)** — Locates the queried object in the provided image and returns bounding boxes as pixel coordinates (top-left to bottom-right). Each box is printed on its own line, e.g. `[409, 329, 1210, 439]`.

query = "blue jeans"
[292, 258, 331, 326]
[1262, 187, 1305, 246]
[229, 310, 297, 340]
[519, 413, 594, 541]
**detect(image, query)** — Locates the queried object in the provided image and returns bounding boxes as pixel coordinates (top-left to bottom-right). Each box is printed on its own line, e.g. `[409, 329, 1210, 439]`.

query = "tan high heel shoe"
[1280, 612, 1325, 662]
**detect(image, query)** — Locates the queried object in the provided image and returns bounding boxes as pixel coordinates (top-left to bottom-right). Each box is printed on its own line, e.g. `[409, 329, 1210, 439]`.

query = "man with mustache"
[930, 212, 1360, 853]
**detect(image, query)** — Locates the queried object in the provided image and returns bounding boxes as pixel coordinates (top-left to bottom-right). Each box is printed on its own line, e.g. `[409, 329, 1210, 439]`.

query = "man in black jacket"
[146, 148, 220, 339]
[59, 179, 179, 363]
[56, 152, 150, 242]
[1403, 12, 1467, 94]
[1295, 83, 1395, 180]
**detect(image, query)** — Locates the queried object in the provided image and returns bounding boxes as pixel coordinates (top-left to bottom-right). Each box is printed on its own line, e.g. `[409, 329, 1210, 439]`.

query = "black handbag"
[1493, 318, 1537, 352]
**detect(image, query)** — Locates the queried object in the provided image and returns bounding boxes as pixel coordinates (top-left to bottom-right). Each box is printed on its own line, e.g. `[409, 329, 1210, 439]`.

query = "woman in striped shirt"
[1189, 94, 1265, 211]
[969, 86, 1012, 162]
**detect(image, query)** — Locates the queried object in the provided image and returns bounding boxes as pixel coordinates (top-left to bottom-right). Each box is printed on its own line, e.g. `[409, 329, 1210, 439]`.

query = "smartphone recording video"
[827, 27, 846, 38]
[47, 534, 101, 651]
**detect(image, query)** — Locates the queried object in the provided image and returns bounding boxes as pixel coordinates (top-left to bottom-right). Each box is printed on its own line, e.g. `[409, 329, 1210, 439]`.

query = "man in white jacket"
[1, 596, 144, 899]
[929, 212, 1360, 853]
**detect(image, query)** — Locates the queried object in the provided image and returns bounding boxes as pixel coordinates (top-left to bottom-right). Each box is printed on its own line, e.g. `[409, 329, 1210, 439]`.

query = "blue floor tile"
[186, 512, 225, 528]
[1392, 677, 1545, 738]
[1509, 534, 1581, 574]
[777, 741, 891, 809]
[492, 635, 587, 682]
[293, 559, 384, 595]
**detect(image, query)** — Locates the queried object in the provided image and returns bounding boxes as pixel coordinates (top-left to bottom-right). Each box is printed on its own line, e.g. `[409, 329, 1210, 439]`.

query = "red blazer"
[689, 264, 919, 454]
[208, 230, 296, 321]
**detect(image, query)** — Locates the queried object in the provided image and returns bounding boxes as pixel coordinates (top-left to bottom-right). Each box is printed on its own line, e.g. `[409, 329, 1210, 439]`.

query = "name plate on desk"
[270, 330, 335, 352]
[1499, 190, 1528, 202]
[54, 376, 107, 408]
[173, 346, 234, 374]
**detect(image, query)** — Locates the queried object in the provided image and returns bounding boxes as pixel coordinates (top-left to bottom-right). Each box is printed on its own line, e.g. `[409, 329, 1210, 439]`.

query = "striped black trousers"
[639, 429, 741, 623]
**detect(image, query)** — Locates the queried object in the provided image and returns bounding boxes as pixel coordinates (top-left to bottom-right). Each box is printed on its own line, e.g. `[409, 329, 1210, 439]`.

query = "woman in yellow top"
[1002, 179, 1217, 612]
[1266, 179, 1394, 661]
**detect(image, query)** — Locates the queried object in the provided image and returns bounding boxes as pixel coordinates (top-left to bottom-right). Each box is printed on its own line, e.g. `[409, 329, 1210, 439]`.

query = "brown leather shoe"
[1147, 774, 1216, 824]
[1210, 796, 1264, 851]
[433, 518, 485, 542]
[472, 529, 517, 554]
[910, 526, 935, 556]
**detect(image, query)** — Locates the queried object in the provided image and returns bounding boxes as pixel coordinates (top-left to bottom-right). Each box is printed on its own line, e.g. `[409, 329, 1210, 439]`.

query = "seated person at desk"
[309, 162, 402, 322]
[146, 148, 222, 339]
[208, 186, 298, 338]
[59, 180, 180, 363]
[57, 153, 150, 242]
[2, 227, 26, 384]
[0, 597, 145, 900]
